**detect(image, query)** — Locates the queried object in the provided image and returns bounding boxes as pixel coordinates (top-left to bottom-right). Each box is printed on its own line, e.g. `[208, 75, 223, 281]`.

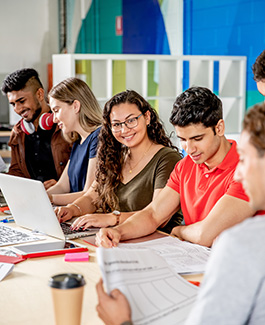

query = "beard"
[28, 102, 42, 123]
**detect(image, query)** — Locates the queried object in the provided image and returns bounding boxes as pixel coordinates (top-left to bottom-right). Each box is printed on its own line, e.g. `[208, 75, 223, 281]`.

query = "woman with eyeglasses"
[55, 90, 182, 232]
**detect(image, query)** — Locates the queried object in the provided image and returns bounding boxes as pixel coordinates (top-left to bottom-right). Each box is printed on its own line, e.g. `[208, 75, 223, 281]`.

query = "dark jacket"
[8, 120, 72, 179]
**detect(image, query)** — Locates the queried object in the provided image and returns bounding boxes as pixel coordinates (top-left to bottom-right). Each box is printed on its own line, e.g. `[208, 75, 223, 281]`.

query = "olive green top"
[116, 147, 181, 212]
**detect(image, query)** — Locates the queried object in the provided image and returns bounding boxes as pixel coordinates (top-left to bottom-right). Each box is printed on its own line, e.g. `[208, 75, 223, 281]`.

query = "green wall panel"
[246, 90, 264, 110]
[75, 60, 92, 87]
[112, 60, 126, 95]
[75, 0, 122, 54]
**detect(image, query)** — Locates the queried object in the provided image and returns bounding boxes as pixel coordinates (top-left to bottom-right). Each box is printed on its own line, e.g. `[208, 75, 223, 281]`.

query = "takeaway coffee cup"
[48, 273, 86, 325]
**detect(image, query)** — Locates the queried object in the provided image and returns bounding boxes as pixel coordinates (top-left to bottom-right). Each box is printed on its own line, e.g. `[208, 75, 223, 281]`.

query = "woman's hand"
[71, 213, 117, 230]
[43, 179, 57, 190]
[54, 205, 76, 223]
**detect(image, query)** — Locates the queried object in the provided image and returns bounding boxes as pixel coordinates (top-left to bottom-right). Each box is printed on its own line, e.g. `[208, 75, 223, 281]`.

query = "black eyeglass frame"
[110, 113, 143, 132]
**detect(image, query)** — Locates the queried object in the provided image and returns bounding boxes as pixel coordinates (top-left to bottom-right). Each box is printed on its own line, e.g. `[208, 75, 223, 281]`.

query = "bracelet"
[71, 203, 82, 216]
[112, 210, 121, 226]
[120, 321, 133, 325]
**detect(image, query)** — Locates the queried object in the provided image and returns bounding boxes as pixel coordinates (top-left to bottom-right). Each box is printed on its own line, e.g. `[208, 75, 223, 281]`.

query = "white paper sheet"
[118, 236, 211, 274]
[0, 224, 43, 247]
[0, 262, 14, 281]
[97, 247, 198, 325]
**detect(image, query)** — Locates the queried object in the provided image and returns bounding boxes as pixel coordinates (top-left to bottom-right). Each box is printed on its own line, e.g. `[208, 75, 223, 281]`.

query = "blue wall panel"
[123, 0, 170, 54]
[75, 0, 265, 107]
[184, 0, 265, 108]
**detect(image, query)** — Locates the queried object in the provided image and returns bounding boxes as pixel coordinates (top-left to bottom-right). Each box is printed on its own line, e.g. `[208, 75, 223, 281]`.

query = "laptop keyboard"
[60, 222, 93, 234]
[0, 225, 42, 246]
[0, 190, 7, 207]
[60, 222, 98, 239]
[61, 222, 81, 235]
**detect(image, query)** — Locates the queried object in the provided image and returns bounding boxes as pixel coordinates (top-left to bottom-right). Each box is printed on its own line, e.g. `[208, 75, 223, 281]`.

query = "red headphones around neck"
[20, 113, 54, 135]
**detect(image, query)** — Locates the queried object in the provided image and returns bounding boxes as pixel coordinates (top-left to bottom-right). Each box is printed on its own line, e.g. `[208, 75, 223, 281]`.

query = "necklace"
[128, 142, 153, 173]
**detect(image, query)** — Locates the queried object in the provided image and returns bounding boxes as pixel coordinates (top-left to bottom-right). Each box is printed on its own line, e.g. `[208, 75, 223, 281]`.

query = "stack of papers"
[97, 247, 198, 325]
[119, 236, 211, 274]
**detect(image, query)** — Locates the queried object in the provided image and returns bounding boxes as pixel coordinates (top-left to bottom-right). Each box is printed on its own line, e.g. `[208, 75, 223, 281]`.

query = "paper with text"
[0, 224, 43, 247]
[97, 247, 198, 325]
[119, 236, 211, 274]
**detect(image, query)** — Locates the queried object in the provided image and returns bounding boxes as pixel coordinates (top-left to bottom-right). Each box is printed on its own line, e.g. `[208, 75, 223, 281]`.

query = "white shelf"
[53, 54, 246, 140]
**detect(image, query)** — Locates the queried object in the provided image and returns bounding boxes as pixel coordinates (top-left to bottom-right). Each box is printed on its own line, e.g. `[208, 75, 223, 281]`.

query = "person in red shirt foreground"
[96, 101, 265, 325]
[96, 86, 256, 248]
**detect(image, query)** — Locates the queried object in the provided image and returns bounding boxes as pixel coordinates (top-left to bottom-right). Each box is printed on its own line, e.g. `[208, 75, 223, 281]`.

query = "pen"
[0, 217, 14, 223]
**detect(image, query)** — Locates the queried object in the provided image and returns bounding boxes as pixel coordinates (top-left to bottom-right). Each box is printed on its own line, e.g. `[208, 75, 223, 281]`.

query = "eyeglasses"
[110, 113, 143, 132]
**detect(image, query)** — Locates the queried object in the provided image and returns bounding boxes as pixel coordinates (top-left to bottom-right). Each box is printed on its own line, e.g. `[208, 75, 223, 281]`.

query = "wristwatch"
[112, 210, 121, 226]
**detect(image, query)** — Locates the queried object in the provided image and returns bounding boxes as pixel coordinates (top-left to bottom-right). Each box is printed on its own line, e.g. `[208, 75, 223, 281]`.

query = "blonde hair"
[48, 77, 102, 142]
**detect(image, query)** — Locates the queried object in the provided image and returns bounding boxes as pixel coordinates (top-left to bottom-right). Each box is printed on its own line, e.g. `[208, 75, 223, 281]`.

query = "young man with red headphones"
[1, 68, 72, 189]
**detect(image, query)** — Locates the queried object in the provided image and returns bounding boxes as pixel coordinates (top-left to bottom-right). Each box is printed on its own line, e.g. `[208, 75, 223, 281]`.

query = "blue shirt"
[68, 127, 101, 192]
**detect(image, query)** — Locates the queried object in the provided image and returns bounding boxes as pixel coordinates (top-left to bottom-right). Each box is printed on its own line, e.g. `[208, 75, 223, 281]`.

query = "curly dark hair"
[94, 89, 179, 212]
[170, 87, 223, 132]
[1, 68, 43, 94]
[252, 50, 265, 82]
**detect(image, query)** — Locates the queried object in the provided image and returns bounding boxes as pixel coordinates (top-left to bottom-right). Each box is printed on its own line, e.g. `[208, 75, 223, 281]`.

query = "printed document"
[119, 236, 211, 274]
[97, 247, 198, 325]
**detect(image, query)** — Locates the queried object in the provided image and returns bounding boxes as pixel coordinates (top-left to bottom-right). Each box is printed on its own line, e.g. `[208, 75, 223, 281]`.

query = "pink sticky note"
[65, 252, 89, 262]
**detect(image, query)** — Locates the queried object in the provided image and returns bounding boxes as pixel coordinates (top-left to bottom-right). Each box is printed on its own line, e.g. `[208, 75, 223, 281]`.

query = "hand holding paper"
[96, 278, 132, 325]
[97, 247, 198, 325]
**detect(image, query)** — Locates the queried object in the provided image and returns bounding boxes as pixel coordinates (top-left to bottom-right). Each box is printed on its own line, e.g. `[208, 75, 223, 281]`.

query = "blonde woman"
[47, 77, 102, 206]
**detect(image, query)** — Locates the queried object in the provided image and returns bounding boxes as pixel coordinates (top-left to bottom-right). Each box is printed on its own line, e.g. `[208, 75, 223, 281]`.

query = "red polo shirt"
[167, 140, 249, 225]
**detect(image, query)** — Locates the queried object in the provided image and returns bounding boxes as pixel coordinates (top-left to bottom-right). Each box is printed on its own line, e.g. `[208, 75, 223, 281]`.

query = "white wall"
[0, 0, 59, 92]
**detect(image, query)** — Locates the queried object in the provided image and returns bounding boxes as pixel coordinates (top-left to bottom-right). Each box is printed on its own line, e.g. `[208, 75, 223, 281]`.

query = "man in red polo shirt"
[96, 87, 255, 248]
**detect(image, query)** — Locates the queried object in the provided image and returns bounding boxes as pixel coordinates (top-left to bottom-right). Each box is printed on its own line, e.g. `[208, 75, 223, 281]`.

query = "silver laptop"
[0, 173, 98, 240]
